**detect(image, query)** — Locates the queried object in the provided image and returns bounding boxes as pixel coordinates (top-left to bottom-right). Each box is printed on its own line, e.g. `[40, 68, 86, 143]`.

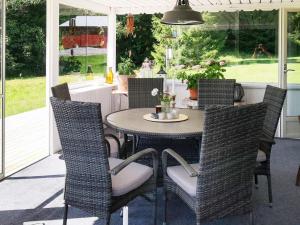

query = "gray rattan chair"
[197, 79, 236, 110]
[128, 78, 164, 108]
[50, 97, 158, 225]
[255, 85, 287, 207]
[51, 83, 123, 158]
[162, 103, 267, 225]
[127, 78, 164, 153]
[51, 83, 71, 101]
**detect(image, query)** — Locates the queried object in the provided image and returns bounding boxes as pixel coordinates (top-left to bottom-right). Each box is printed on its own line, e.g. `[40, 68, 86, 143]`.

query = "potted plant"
[177, 60, 226, 100]
[176, 71, 200, 100]
[117, 57, 136, 92]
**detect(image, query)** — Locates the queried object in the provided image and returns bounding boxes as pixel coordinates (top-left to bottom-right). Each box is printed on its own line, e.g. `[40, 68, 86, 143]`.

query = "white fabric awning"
[90, 0, 300, 14]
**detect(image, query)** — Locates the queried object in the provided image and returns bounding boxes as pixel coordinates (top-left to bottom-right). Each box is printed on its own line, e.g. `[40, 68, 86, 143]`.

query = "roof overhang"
[87, 0, 300, 15]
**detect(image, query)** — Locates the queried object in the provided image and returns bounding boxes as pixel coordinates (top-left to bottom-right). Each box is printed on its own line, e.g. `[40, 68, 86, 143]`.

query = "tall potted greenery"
[177, 60, 226, 100]
[117, 57, 136, 92]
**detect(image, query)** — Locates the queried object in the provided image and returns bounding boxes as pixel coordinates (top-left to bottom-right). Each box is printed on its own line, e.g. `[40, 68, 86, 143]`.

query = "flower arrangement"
[151, 88, 173, 104]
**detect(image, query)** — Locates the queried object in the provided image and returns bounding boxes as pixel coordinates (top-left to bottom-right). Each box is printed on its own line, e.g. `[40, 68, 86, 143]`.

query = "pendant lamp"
[161, 0, 204, 25]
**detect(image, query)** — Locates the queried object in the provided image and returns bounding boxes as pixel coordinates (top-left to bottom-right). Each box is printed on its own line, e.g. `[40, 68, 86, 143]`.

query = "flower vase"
[161, 101, 171, 113]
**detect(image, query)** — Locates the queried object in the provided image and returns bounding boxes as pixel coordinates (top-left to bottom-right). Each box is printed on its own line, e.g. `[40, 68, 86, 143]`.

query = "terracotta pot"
[189, 88, 198, 100]
[118, 75, 131, 92]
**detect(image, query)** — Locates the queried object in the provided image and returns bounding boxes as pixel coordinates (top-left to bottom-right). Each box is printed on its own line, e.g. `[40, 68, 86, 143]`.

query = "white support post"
[279, 7, 288, 138]
[107, 8, 117, 73]
[46, 0, 60, 154]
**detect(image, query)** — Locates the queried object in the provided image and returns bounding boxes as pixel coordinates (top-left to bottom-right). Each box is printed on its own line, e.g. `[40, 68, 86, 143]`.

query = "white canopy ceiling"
[87, 0, 300, 14]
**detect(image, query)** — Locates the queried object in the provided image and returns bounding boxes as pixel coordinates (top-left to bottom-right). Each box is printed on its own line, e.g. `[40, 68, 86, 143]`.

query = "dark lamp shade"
[161, 4, 204, 25]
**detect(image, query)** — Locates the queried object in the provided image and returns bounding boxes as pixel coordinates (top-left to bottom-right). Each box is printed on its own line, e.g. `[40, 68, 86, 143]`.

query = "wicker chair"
[197, 79, 236, 110]
[127, 78, 164, 153]
[50, 97, 158, 225]
[255, 85, 287, 207]
[51, 83, 123, 158]
[51, 83, 71, 101]
[162, 103, 267, 225]
[128, 78, 164, 108]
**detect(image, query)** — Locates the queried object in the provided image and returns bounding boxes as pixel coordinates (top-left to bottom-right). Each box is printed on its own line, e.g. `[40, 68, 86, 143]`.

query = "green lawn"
[7, 54, 107, 117]
[60, 55, 107, 76]
[6, 74, 82, 117]
[6, 76, 46, 116]
[224, 62, 300, 83]
[6, 58, 300, 117]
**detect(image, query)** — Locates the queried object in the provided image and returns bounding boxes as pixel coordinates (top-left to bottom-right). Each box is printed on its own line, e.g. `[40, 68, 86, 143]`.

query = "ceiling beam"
[114, 1, 300, 14]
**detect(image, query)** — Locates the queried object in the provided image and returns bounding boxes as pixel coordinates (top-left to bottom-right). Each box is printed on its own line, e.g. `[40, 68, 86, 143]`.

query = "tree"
[176, 28, 226, 65]
[151, 15, 226, 67]
[6, 0, 46, 77]
[116, 14, 156, 67]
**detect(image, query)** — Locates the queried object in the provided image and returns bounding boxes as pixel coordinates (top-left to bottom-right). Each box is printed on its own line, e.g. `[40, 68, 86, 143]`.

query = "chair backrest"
[128, 78, 164, 108]
[262, 85, 287, 140]
[50, 97, 111, 218]
[197, 103, 267, 221]
[197, 79, 235, 110]
[51, 83, 71, 100]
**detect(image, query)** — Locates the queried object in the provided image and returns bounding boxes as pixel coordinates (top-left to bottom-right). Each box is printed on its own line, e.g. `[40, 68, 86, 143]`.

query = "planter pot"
[189, 88, 198, 100]
[118, 75, 135, 92]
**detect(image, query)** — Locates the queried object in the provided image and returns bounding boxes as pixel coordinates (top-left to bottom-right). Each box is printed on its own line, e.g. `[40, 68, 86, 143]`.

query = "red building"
[60, 16, 108, 49]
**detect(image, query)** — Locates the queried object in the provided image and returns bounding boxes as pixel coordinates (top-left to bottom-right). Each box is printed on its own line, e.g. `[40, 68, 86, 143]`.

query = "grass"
[6, 76, 46, 117]
[224, 62, 300, 83]
[6, 74, 90, 117]
[60, 55, 107, 76]
[7, 54, 107, 117]
[6, 56, 300, 117]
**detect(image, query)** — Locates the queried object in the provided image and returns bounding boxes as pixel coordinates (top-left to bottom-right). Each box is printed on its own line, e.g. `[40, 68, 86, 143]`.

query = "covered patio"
[1, 0, 300, 225]
[46, 0, 300, 152]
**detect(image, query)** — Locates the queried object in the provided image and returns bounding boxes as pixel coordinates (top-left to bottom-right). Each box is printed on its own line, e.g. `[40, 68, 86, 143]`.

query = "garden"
[6, 1, 300, 116]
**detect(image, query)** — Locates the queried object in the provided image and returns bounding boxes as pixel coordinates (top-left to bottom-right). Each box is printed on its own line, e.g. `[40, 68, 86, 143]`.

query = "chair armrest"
[260, 137, 275, 145]
[105, 133, 121, 153]
[162, 148, 198, 177]
[109, 148, 158, 176]
[104, 139, 111, 156]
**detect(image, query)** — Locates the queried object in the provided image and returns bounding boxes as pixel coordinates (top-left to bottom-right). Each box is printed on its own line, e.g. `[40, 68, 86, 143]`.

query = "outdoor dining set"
[51, 78, 287, 225]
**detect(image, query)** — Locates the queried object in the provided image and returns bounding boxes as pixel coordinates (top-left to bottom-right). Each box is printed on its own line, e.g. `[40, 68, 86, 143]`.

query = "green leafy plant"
[117, 57, 136, 75]
[59, 56, 81, 74]
[176, 60, 226, 89]
[201, 60, 226, 79]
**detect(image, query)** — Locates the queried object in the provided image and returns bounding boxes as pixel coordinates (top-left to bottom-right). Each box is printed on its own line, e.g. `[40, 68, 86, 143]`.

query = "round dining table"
[106, 108, 205, 154]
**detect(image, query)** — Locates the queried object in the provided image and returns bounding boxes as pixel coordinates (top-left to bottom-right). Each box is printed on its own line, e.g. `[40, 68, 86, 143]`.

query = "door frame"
[0, 0, 6, 179]
[280, 7, 300, 138]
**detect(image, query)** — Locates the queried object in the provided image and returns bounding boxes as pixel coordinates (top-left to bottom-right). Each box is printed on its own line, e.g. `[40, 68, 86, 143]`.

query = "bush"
[59, 56, 81, 74]
[6, 0, 46, 77]
[118, 57, 135, 75]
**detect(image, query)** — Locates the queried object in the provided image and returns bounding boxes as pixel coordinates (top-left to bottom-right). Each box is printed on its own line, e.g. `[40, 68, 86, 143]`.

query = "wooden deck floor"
[5, 108, 49, 176]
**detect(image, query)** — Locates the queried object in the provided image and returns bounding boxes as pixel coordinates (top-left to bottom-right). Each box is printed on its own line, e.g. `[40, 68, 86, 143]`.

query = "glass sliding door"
[0, 0, 4, 179]
[4, 0, 48, 176]
[283, 10, 300, 138]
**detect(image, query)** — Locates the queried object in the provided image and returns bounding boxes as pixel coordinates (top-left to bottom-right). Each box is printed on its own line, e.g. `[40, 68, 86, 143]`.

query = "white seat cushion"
[109, 158, 152, 196]
[106, 137, 125, 158]
[167, 164, 199, 197]
[256, 149, 267, 162]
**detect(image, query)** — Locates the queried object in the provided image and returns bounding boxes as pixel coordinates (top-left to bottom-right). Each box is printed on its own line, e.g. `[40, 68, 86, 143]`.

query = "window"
[59, 5, 108, 85]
